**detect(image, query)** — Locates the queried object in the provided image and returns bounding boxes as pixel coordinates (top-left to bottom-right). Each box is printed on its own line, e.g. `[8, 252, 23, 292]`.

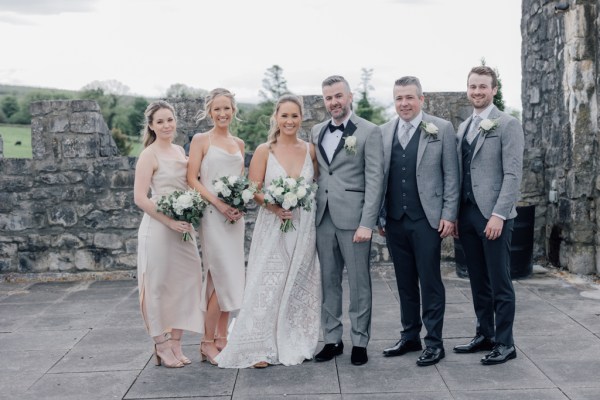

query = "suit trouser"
[458, 200, 515, 346]
[386, 215, 445, 349]
[316, 209, 372, 347]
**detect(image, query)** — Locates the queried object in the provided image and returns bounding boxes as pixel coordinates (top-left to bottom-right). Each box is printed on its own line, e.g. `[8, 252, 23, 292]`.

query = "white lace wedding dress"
[215, 144, 321, 368]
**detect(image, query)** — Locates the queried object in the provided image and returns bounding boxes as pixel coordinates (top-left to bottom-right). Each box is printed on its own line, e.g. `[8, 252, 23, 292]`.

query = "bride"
[215, 94, 321, 368]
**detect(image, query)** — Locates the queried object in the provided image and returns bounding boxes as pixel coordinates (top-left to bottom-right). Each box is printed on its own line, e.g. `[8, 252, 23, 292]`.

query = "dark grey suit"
[312, 113, 384, 347]
[380, 113, 459, 349]
[456, 106, 524, 346]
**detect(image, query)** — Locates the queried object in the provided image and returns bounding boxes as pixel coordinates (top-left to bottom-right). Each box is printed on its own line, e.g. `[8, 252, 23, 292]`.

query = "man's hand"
[484, 215, 504, 240]
[353, 227, 373, 243]
[438, 219, 454, 239]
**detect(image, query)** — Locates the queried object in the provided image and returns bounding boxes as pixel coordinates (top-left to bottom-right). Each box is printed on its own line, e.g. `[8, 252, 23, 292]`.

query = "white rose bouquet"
[213, 175, 257, 223]
[263, 176, 318, 232]
[156, 189, 208, 241]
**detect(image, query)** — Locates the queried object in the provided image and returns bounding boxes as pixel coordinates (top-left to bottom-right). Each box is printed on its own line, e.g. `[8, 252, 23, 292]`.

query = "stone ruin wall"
[0, 94, 470, 276]
[522, 0, 600, 274]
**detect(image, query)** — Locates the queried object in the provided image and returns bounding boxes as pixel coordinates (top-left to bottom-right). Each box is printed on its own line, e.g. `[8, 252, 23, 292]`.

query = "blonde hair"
[267, 94, 304, 149]
[195, 88, 239, 123]
[142, 100, 176, 148]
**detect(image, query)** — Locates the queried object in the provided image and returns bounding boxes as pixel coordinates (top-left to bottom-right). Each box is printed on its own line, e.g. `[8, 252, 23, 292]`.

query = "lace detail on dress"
[215, 143, 321, 367]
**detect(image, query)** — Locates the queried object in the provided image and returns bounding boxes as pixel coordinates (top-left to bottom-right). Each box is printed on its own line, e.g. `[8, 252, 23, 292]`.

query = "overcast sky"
[0, 0, 523, 111]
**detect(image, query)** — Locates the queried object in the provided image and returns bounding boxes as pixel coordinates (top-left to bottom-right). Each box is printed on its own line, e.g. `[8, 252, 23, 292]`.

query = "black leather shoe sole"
[481, 349, 517, 365]
[315, 344, 344, 362]
[382, 341, 422, 357]
[351, 347, 368, 365]
[453, 340, 495, 354]
[416, 349, 445, 366]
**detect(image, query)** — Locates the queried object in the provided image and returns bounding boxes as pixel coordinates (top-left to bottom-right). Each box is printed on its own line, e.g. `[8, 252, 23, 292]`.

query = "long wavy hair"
[142, 100, 176, 148]
[194, 88, 239, 124]
[267, 94, 304, 149]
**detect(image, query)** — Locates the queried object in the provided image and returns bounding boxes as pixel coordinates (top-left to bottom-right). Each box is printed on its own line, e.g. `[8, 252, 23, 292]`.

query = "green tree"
[111, 127, 133, 155]
[1, 96, 19, 119]
[259, 65, 290, 102]
[480, 58, 505, 111]
[354, 68, 386, 125]
[232, 102, 273, 151]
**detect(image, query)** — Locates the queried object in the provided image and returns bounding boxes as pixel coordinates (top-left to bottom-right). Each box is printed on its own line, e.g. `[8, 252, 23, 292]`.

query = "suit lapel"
[317, 123, 330, 165]
[330, 118, 357, 163]
[416, 115, 429, 168]
[384, 118, 399, 176]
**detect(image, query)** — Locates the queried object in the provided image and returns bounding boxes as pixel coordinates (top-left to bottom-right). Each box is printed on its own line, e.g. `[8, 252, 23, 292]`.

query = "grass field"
[0, 124, 32, 158]
[0, 124, 143, 158]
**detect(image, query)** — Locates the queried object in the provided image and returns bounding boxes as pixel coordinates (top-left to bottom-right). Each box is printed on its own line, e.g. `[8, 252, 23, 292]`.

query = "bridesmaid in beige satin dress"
[134, 100, 204, 368]
[187, 88, 246, 365]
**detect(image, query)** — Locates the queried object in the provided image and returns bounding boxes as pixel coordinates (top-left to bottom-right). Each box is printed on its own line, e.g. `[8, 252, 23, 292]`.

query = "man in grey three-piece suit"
[453, 66, 524, 365]
[311, 75, 384, 366]
[378, 76, 459, 366]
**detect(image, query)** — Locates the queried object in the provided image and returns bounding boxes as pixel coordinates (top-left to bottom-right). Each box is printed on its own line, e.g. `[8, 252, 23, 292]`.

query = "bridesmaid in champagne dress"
[134, 100, 204, 368]
[187, 88, 246, 365]
[216, 95, 321, 368]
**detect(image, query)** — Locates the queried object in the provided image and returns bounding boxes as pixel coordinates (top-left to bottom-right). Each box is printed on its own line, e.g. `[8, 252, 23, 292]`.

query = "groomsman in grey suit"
[378, 76, 459, 366]
[312, 75, 384, 366]
[453, 66, 524, 365]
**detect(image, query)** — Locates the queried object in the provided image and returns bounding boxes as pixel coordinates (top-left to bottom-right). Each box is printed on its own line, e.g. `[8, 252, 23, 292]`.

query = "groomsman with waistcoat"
[378, 76, 459, 366]
[453, 65, 524, 365]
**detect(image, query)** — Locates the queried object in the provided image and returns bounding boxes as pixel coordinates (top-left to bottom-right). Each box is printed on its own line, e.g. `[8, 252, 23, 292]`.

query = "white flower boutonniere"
[420, 121, 439, 139]
[479, 118, 500, 135]
[343, 136, 357, 155]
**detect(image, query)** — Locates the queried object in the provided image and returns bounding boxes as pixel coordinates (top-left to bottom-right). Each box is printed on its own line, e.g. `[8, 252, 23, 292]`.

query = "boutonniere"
[479, 118, 500, 135]
[343, 136, 357, 155]
[420, 121, 438, 139]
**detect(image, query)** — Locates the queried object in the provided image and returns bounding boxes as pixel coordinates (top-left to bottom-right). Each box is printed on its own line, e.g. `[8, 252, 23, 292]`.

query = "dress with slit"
[215, 143, 321, 367]
[137, 153, 204, 337]
[198, 141, 246, 312]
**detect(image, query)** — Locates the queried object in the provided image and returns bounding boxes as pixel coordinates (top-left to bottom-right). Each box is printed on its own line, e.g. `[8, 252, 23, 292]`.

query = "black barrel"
[454, 205, 535, 279]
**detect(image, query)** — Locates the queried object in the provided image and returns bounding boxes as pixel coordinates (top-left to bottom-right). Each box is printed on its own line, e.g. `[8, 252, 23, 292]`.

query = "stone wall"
[522, 0, 600, 274]
[0, 93, 468, 275]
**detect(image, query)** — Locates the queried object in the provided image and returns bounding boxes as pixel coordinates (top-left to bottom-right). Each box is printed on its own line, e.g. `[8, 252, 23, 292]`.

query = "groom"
[312, 75, 384, 366]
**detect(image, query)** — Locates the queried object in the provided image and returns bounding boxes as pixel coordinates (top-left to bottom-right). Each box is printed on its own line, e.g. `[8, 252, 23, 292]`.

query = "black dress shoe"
[382, 339, 422, 357]
[351, 346, 368, 365]
[315, 342, 344, 362]
[481, 344, 517, 365]
[416, 347, 445, 366]
[453, 335, 495, 353]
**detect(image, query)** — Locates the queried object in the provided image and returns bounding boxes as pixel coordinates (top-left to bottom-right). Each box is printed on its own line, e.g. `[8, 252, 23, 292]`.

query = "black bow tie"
[328, 122, 344, 132]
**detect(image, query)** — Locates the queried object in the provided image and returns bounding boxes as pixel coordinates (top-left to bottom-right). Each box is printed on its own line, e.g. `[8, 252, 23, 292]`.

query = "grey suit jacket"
[456, 106, 524, 220]
[379, 113, 460, 229]
[311, 113, 384, 230]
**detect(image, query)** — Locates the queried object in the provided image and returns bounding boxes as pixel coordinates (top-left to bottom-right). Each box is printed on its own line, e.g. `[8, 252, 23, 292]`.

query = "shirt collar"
[473, 103, 495, 120]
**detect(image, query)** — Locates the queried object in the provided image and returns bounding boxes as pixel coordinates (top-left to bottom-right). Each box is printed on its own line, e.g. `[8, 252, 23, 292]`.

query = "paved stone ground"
[1, 263, 600, 400]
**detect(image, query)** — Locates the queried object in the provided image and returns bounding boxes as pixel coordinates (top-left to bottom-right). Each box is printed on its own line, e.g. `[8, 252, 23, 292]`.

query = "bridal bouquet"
[156, 189, 208, 241]
[213, 175, 257, 223]
[263, 176, 317, 232]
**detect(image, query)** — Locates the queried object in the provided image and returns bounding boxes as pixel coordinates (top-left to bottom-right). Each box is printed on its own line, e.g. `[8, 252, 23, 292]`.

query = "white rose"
[423, 122, 438, 134]
[264, 193, 274, 204]
[175, 193, 194, 210]
[296, 186, 307, 199]
[267, 184, 276, 193]
[283, 192, 298, 209]
[213, 180, 225, 193]
[345, 136, 357, 147]
[241, 189, 254, 203]
[227, 175, 238, 185]
[479, 119, 495, 131]
[274, 187, 285, 196]
[221, 187, 231, 197]
[285, 178, 297, 188]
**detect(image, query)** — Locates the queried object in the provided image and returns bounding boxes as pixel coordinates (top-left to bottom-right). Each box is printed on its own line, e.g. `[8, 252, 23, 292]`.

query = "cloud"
[0, 13, 35, 25]
[0, 0, 96, 15]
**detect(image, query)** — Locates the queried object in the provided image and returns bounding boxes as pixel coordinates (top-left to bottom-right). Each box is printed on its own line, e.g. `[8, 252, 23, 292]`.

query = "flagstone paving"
[1, 263, 599, 400]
